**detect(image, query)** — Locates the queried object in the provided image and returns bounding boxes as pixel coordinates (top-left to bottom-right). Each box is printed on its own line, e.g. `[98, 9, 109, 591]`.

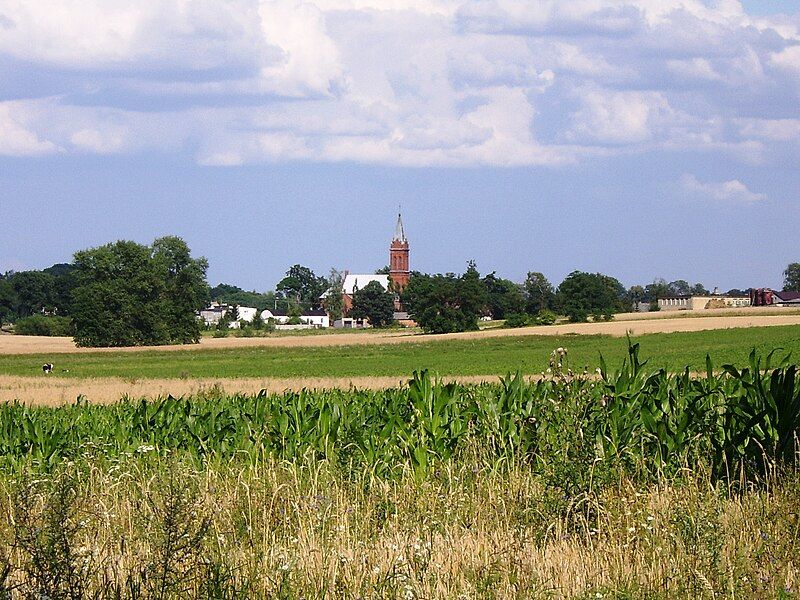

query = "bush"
[534, 309, 557, 325]
[14, 315, 72, 337]
[503, 313, 529, 328]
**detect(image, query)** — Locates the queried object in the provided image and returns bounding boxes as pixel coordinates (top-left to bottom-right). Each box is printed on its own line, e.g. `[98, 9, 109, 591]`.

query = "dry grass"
[2, 459, 797, 598]
[0, 374, 504, 406]
[3, 311, 800, 355]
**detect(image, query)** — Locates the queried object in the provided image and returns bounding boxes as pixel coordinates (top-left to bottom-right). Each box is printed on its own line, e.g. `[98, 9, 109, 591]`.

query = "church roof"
[342, 274, 389, 296]
[393, 213, 406, 242]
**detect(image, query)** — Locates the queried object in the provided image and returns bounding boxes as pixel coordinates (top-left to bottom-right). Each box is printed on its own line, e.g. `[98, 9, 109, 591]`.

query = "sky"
[1, 0, 798, 292]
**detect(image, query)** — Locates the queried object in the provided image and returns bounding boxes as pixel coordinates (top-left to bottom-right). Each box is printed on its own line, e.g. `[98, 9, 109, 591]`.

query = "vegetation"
[277, 265, 329, 311]
[556, 271, 626, 322]
[403, 263, 488, 333]
[13, 315, 72, 337]
[0, 345, 798, 597]
[71, 237, 208, 347]
[524, 271, 555, 314]
[784, 262, 800, 292]
[483, 272, 525, 319]
[350, 280, 395, 328]
[2, 326, 800, 381]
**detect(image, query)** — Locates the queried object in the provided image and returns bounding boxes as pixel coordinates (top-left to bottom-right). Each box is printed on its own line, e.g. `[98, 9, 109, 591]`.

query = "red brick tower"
[389, 213, 409, 291]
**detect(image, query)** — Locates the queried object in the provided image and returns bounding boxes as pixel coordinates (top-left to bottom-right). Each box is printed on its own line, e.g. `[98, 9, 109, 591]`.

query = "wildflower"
[136, 444, 155, 453]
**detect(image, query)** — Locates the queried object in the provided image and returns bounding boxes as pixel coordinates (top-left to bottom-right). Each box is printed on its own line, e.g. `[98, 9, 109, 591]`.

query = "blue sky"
[1, 1, 798, 292]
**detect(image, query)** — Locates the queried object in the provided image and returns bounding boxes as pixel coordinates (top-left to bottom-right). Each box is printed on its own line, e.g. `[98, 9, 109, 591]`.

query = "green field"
[2, 324, 800, 379]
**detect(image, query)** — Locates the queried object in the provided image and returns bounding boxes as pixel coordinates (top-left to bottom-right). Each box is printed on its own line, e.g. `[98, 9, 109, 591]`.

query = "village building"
[658, 293, 751, 311]
[335, 213, 412, 327]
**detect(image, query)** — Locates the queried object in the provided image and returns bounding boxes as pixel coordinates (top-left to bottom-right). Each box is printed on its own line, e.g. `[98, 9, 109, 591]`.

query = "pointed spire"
[393, 211, 406, 242]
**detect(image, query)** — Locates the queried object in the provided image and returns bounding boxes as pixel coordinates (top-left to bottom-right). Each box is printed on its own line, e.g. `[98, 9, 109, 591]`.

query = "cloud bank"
[0, 0, 798, 167]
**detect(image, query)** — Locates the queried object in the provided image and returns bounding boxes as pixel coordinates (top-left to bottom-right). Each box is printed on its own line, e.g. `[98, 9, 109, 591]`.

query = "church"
[336, 213, 411, 327]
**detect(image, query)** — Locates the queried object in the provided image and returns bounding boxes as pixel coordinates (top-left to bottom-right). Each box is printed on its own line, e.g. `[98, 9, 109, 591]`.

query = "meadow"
[2, 325, 800, 382]
[0, 343, 798, 598]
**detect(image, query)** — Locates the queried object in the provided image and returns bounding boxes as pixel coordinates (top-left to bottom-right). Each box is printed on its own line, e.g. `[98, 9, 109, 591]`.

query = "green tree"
[350, 281, 395, 328]
[9, 270, 57, 317]
[524, 271, 555, 314]
[152, 236, 209, 344]
[555, 271, 626, 323]
[627, 285, 646, 310]
[783, 263, 800, 292]
[277, 265, 328, 310]
[42, 263, 77, 315]
[71, 237, 208, 347]
[324, 268, 345, 323]
[403, 263, 489, 334]
[0, 278, 17, 327]
[72, 240, 166, 347]
[483, 272, 525, 319]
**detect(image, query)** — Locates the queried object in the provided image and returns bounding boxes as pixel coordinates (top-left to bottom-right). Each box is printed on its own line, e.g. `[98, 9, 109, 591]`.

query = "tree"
[667, 279, 690, 297]
[483, 272, 525, 319]
[9, 270, 57, 317]
[784, 263, 800, 292]
[0, 279, 16, 327]
[350, 281, 395, 328]
[689, 282, 709, 296]
[645, 278, 670, 307]
[71, 237, 209, 347]
[627, 285, 646, 310]
[152, 236, 209, 344]
[555, 271, 626, 322]
[402, 264, 489, 334]
[524, 272, 555, 314]
[277, 265, 328, 310]
[324, 268, 345, 323]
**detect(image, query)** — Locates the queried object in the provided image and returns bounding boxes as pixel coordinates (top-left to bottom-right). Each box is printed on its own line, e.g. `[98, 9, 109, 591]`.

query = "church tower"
[389, 212, 410, 291]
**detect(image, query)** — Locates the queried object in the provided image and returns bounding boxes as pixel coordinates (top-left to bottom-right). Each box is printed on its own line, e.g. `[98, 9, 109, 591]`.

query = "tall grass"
[0, 344, 798, 598]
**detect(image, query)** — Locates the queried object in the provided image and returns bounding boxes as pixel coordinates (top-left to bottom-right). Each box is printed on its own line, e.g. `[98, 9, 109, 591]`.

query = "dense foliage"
[350, 280, 395, 327]
[2, 346, 797, 485]
[12, 315, 72, 337]
[556, 270, 627, 322]
[71, 237, 209, 347]
[403, 263, 488, 333]
[277, 265, 328, 310]
[784, 262, 800, 292]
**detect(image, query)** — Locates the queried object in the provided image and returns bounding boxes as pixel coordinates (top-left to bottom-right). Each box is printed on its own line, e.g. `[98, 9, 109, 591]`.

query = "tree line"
[2, 235, 798, 344]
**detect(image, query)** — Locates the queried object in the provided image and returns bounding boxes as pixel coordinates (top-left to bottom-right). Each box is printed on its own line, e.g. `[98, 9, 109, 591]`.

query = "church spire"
[394, 211, 406, 242]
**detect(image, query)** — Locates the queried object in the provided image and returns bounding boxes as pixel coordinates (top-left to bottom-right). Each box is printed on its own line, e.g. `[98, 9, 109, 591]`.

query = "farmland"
[1, 321, 799, 598]
[0, 343, 798, 598]
[1, 324, 800, 406]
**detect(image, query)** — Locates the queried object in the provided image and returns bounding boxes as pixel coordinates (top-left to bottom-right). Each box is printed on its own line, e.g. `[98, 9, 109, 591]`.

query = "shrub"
[14, 315, 72, 337]
[534, 309, 557, 325]
[503, 313, 529, 328]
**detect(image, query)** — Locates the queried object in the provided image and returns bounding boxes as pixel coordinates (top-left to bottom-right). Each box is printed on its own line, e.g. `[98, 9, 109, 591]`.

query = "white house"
[260, 308, 329, 328]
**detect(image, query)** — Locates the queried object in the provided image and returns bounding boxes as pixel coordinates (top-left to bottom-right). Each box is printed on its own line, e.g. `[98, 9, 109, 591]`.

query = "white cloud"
[680, 173, 766, 202]
[737, 118, 800, 141]
[0, 102, 58, 156]
[0, 0, 797, 166]
[770, 45, 800, 72]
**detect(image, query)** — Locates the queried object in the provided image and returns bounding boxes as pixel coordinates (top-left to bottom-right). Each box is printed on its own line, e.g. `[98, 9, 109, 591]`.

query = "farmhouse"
[259, 308, 330, 328]
[772, 291, 800, 306]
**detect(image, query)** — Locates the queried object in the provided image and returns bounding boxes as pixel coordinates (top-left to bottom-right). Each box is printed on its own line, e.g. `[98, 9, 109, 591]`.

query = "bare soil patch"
[2, 312, 800, 356]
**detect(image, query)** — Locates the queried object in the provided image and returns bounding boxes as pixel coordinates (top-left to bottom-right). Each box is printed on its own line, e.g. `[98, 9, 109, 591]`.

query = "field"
[1, 317, 799, 598]
[1, 319, 800, 405]
[0, 347, 798, 598]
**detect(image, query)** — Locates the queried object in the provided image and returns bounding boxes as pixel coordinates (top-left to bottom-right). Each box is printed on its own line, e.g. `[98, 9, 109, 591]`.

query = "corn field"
[0, 344, 798, 598]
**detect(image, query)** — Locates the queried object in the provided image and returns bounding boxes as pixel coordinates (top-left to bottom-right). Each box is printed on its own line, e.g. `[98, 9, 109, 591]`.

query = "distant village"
[199, 213, 800, 330]
[199, 214, 412, 330]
